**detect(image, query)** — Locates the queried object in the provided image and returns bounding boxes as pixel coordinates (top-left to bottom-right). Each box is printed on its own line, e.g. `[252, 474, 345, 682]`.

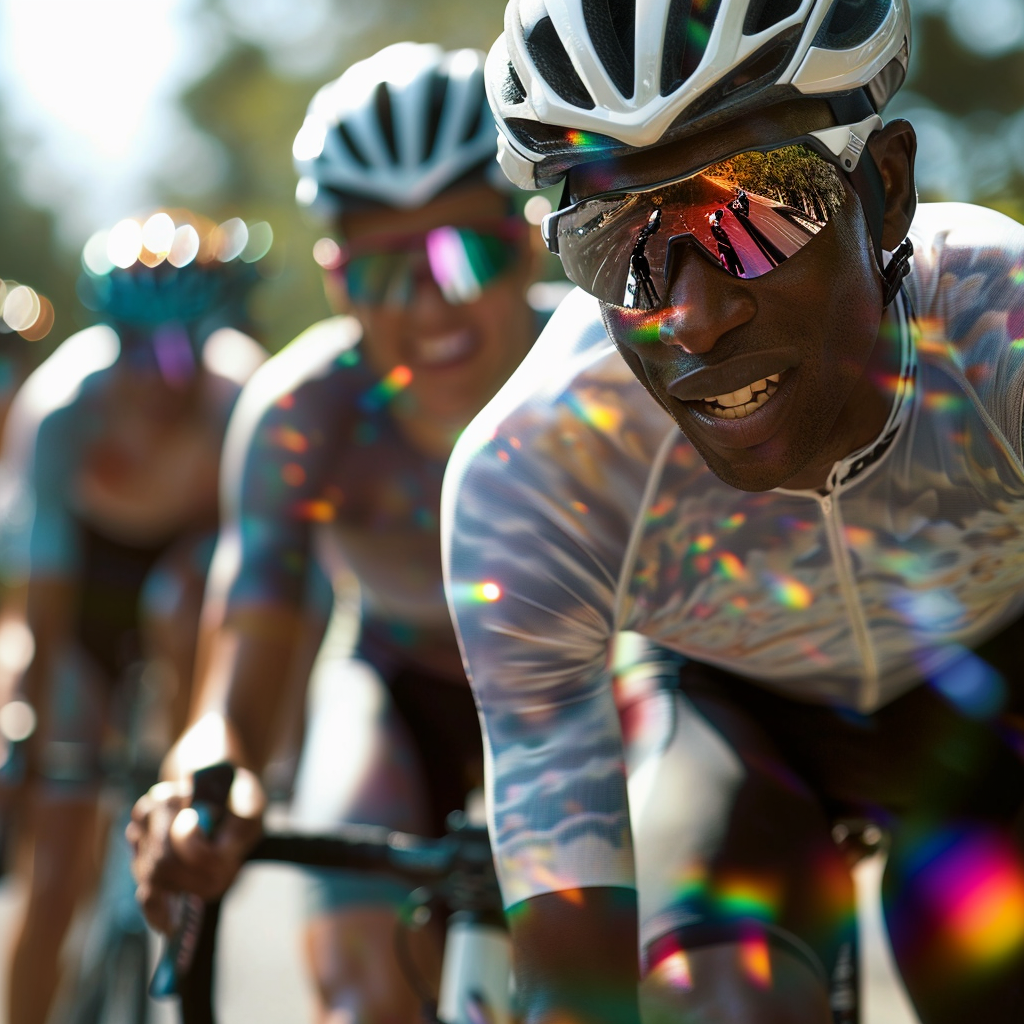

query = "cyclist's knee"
[641, 941, 832, 1024]
[304, 905, 440, 1021]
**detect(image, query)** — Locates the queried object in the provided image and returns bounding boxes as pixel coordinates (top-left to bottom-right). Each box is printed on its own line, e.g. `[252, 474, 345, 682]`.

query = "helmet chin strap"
[882, 238, 914, 307]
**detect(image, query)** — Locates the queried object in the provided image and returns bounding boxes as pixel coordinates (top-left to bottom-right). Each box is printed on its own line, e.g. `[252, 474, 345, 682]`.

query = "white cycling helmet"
[294, 42, 507, 217]
[487, 0, 911, 188]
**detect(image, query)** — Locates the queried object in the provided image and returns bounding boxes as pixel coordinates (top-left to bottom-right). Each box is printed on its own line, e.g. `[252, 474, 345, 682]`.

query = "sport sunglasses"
[332, 219, 526, 308]
[542, 115, 884, 311]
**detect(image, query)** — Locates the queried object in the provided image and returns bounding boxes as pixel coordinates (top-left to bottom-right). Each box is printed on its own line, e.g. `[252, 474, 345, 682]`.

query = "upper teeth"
[416, 331, 474, 366]
[704, 373, 780, 407]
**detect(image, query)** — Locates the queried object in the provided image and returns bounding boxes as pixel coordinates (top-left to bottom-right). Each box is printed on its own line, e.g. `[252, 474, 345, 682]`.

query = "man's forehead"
[567, 99, 835, 201]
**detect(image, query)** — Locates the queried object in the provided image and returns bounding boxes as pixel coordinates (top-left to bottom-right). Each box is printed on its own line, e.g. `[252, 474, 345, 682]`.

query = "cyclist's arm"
[442, 294, 662, 1023]
[0, 333, 115, 766]
[166, 326, 353, 779]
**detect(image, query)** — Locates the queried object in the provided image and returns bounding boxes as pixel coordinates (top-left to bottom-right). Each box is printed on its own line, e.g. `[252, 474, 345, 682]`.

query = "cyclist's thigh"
[628, 668, 853, 1021]
[292, 658, 439, 1017]
[879, 664, 1024, 1024]
[292, 656, 431, 912]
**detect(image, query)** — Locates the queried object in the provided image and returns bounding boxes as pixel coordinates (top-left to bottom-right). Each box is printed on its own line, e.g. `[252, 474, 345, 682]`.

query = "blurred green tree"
[162, 0, 512, 351]
[0, 105, 80, 355]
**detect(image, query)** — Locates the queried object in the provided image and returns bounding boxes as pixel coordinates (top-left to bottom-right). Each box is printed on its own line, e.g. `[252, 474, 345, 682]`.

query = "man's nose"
[658, 241, 756, 355]
[408, 262, 455, 320]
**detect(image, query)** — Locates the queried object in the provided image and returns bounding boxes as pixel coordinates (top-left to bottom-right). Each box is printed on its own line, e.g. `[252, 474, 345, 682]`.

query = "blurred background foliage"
[0, 0, 1022, 359]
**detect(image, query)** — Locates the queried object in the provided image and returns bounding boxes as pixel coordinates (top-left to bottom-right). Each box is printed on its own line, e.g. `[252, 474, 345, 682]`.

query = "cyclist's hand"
[127, 767, 265, 934]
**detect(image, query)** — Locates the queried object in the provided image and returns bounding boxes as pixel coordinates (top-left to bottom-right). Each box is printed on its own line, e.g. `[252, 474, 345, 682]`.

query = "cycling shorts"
[636, 613, 1024, 1024]
[294, 648, 483, 918]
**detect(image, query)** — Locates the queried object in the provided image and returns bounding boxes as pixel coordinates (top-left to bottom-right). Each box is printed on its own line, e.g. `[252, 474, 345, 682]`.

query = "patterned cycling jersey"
[442, 202, 1024, 910]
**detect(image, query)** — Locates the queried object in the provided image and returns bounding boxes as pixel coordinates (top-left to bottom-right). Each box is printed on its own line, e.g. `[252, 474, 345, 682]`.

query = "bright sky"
[0, 0, 219, 243]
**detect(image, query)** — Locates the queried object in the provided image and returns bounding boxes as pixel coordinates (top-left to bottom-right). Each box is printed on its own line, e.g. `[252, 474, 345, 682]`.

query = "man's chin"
[671, 415, 810, 493]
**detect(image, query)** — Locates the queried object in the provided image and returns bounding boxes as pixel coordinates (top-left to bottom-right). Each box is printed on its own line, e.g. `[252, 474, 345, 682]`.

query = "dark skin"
[513, 101, 917, 1024]
[581, 99, 917, 493]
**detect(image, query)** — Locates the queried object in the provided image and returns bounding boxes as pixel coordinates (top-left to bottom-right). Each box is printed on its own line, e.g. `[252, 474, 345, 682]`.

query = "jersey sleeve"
[442, 290, 668, 907]
[215, 318, 359, 613]
[907, 202, 1024, 459]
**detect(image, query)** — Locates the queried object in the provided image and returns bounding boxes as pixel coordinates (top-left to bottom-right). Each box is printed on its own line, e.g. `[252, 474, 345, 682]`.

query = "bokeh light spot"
[217, 218, 249, 262]
[19, 295, 54, 342]
[82, 230, 114, 275]
[313, 237, 343, 270]
[168, 224, 201, 268]
[241, 221, 273, 263]
[142, 212, 176, 257]
[107, 218, 144, 269]
[2, 286, 41, 332]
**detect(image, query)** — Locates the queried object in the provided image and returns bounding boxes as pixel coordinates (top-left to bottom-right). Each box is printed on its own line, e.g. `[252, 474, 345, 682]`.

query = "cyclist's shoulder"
[907, 201, 1024, 315]
[231, 316, 364, 430]
[8, 325, 119, 442]
[446, 288, 676, 538]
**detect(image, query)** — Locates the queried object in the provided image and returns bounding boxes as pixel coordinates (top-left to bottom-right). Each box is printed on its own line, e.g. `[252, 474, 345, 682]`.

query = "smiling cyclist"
[443, 1, 1024, 1023]
[0, 209, 267, 1024]
[128, 43, 539, 1024]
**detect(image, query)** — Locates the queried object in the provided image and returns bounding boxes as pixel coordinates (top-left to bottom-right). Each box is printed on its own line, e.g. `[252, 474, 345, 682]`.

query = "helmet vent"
[424, 71, 450, 157]
[374, 83, 400, 164]
[720, 29, 799, 94]
[813, 0, 890, 50]
[743, 0, 802, 35]
[525, 17, 596, 110]
[582, 0, 636, 100]
[462, 92, 489, 144]
[335, 122, 370, 169]
[661, 0, 724, 97]
[503, 62, 528, 105]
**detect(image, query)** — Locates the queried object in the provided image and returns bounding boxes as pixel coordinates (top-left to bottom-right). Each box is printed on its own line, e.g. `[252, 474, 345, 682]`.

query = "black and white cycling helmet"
[294, 42, 507, 217]
[487, 0, 911, 189]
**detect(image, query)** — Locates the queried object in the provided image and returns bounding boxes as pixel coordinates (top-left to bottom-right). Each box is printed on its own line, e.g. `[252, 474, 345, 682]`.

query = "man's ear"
[868, 119, 917, 251]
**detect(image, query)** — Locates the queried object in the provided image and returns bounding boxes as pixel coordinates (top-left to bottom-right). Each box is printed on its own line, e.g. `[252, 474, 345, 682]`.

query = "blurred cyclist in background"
[129, 43, 539, 1024]
[0, 208, 267, 1024]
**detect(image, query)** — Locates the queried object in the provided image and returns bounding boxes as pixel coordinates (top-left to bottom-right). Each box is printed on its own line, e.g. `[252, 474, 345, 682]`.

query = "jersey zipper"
[818, 491, 879, 711]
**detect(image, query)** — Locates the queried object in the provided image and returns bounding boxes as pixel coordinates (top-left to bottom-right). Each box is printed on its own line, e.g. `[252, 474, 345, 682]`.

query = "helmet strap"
[882, 238, 914, 307]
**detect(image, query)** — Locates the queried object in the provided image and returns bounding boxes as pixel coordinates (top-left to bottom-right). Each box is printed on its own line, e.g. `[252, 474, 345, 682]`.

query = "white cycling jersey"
[442, 202, 1024, 912]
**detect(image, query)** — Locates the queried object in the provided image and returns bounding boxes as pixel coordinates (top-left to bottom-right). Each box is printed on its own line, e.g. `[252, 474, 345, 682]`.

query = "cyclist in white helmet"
[128, 43, 538, 1023]
[444, 1, 1024, 1022]
[0, 209, 267, 1024]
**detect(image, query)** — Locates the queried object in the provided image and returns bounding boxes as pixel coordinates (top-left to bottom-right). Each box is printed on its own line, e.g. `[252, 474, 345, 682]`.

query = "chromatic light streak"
[717, 552, 747, 581]
[767, 574, 813, 610]
[361, 364, 414, 411]
[918, 831, 1024, 965]
[271, 426, 309, 453]
[650, 951, 693, 991]
[293, 500, 335, 523]
[717, 876, 781, 922]
[454, 581, 503, 604]
[739, 933, 772, 989]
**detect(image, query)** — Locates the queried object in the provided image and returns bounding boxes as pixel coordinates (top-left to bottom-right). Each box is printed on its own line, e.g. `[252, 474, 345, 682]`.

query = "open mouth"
[411, 329, 479, 369]
[700, 373, 781, 419]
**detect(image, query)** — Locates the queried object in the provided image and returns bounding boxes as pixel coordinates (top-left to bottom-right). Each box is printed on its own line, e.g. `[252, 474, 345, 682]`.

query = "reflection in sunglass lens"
[427, 228, 516, 305]
[345, 253, 412, 307]
[343, 228, 520, 308]
[551, 144, 846, 311]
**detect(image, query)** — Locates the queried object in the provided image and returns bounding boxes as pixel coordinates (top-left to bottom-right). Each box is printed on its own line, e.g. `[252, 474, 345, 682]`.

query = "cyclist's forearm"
[511, 888, 643, 1024]
[169, 606, 307, 777]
